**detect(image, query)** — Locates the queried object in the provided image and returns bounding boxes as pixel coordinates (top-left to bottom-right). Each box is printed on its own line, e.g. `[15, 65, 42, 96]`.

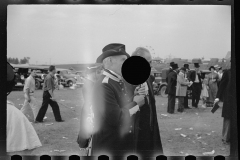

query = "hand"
[214, 98, 219, 104]
[212, 79, 216, 82]
[133, 95, 145, 107]
[137, 86, 146, 95]
[51, 97, 56, 101]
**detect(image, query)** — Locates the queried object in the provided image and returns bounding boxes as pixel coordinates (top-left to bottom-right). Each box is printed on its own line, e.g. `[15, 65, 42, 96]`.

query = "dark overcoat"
[216, 69, 232, 119]
[166, 71, 177, 95]
[91, 69, 137, 156]
[126, 77, 163, 158]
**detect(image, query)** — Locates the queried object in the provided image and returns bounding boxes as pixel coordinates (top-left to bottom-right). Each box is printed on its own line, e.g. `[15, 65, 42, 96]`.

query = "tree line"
[7, 57, 30, 64]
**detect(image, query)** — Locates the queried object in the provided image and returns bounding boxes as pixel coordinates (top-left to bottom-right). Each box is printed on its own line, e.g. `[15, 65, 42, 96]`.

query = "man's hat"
[96, 43, 130, 63]
[183, 63, 189, 69]
[194, 63, 200, 68]
[172, 63, 179, 70]
[102, 43, 126, 52]
[170, 62, 175, 67]
[209, 66, 215, 71]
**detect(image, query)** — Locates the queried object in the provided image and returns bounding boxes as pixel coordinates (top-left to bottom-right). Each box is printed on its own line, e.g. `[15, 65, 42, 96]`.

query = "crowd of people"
[6, 43, 235, 157]
[165, 61, 225, 114]
[164, 58, 232, 146]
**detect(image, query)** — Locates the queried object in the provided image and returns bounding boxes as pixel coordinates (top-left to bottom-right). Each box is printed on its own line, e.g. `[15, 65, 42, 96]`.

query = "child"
[200, 74, 209, 108]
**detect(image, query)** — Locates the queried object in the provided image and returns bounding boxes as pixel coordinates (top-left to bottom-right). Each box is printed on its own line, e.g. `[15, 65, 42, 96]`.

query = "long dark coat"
[216, 69, 232, 119]
[91, 70, 137, 156]
[126, 77, 163, 158]
[166, 71, 177, 95]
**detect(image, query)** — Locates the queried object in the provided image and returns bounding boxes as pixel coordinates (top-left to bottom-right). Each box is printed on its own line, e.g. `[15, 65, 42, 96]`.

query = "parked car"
[56, 69, 83, 87]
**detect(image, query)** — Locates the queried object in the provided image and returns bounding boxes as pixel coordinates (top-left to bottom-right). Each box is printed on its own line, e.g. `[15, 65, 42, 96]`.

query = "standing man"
[92, 43, 145, 156]
[21, 69, 39, 121]
[176, 67, 191, 113]
[166, 63, 178, 114]
[214, 60, 231, 145]
[183, 64, 191, 109]
[165, 62, 175, 84]
[188, 63, 203, 108]
[131, 47, 163, 158]
[35, 65, 64, 123]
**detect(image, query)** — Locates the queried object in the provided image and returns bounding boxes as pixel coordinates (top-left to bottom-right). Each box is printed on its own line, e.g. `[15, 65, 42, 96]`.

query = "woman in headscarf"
[77, 64, 102, 152]
[7, 62, 42, 153]
[206, 66, 219, 107]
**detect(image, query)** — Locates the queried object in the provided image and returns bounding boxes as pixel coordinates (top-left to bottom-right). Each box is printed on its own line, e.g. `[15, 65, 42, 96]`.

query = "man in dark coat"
[91, 43, 146, 156]
[188, 63, 203, 108]
[183, 64, 191, 109]
[166, 63, 178, 114]
[165, 62, 175, 84]
[214, 66, 231, 144]
[130, 47, 163, 158]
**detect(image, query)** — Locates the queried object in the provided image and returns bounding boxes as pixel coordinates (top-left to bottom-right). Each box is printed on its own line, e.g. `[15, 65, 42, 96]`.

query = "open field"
[7, 88, 229, 157]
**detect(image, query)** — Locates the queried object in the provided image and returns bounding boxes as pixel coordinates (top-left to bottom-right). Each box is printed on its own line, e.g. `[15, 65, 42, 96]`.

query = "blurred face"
[211, 68, 215, 72]
[180, 69, 185, 74]
[110, 55, 128, 76]
[30, 70, 37, 77]
[195, 67, 199, 72]
[51, 69, 56, 74]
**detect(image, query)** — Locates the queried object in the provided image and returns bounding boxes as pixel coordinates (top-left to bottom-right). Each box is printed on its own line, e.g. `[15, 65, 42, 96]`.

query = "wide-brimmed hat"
[209, 66, 215, 71]
[194, 63, 200, 68]
[183, 63, 189, 69]
[170, 62, 175, 67]
[96, 43, 130, 63]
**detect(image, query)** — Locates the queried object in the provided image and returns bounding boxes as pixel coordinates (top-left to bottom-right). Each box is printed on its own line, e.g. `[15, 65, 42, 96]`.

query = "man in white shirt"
[21, 69, 39, 121]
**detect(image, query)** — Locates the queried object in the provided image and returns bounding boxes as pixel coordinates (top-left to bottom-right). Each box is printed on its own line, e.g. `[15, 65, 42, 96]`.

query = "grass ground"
[7, 87, 229, 157]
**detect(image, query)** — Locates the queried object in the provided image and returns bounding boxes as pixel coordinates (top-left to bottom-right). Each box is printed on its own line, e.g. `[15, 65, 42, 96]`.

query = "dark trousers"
[167, 94, 176, 113]
[184, 93, 188, 108]
[191, 83, 202, 107]
[35, 91, 62, 121]
[178, 97, 184, 112]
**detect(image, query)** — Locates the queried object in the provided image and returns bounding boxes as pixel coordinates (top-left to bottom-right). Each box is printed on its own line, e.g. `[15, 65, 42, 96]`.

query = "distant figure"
[207, 66, 219, 107]
[183, 63, 191, 109]
[200, 74, 209, 108]
[35, 65, 64, 123]
[166, 63, 178, 114]
[176, 67, 190, 113]
[7, 62, 42, 152]
[21, 69, 39, 121]
[188, 63, 203, 108]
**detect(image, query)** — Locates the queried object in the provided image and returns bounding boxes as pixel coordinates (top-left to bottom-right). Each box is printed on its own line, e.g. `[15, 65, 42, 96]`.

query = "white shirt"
[23, 75, 35, 94]
[194, 71, 200, 83]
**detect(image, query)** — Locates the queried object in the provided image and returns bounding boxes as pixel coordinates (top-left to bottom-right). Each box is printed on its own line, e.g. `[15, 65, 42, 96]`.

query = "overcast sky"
[7, 5, 231, 65]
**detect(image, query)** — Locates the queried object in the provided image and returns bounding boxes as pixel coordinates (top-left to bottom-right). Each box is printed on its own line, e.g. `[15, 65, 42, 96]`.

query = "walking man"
[35, 65, 64, 123]
[21, 69, 39, 121]
[189, 63, 203, 108]
[166, 63, 178, 114]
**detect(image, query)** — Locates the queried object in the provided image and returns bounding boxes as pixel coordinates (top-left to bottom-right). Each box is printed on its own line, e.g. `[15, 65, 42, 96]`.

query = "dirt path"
[7, 88, 229, 156]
